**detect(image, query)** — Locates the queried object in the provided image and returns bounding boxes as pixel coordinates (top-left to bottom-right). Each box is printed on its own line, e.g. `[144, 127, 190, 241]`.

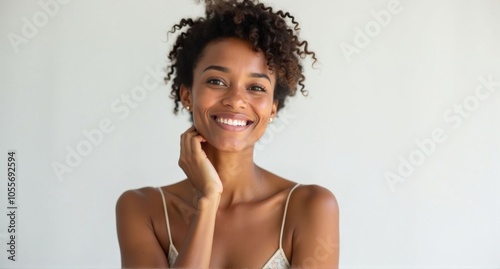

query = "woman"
[116, 0, 339, 268]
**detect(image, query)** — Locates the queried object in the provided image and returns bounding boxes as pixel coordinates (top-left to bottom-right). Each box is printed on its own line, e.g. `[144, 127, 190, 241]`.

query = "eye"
[207, 78, 226, 87]
[249, 84, 267, 92]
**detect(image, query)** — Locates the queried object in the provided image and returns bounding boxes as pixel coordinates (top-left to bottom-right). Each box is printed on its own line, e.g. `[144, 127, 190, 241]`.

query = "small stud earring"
[269, 117, 273, 123]
[186, 106, 190, 111]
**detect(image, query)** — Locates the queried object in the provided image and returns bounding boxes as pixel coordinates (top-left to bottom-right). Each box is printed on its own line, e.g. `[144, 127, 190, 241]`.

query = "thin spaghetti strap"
[279, 183, 301, 249]
[157, 187, 174, 245]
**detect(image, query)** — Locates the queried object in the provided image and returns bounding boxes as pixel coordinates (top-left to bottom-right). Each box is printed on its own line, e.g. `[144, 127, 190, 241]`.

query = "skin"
[116, 38, 339, 268]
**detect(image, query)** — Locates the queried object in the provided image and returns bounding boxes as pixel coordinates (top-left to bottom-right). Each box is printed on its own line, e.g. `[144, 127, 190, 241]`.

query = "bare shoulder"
[263, 169, 337, 208]
[289, 184, 339, 225]
[117, 186, 156, 201]
[115, 184, 184, 267]
[116, 180, 190, 211]
[115, 186, 160, 213]
[292, 184, 338, 208]
[287, 184, 340, 267]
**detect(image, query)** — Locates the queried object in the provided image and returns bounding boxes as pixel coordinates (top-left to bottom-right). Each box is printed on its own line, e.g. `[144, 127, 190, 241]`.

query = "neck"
[202, 143, 264, 209]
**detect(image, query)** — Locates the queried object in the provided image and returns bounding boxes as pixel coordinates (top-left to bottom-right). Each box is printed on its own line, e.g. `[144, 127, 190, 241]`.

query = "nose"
[222, 84, 247, 109]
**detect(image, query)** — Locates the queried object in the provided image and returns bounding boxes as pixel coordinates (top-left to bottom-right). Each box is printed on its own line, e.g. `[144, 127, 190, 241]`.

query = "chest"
[162, 201, 292, 268]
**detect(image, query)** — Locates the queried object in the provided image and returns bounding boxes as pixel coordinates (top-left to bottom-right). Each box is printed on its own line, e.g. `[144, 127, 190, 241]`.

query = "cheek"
[254, 97, 275, 116]
[191, 89, 216, 130]
[192, 87, 219, 108]
[191, 103, 208, 131]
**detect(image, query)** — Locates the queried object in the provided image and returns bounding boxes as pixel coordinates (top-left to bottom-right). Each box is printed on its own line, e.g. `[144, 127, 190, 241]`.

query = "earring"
[269, 117, 273, 123]
[186, 106, 190, 111]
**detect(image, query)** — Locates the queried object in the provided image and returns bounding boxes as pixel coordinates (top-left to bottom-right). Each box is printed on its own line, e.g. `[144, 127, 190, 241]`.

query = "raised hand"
[178, 126, 223, 200]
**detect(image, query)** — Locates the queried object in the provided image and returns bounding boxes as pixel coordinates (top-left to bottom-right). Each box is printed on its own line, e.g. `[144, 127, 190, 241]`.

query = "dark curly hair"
[165, 0, 316, 115]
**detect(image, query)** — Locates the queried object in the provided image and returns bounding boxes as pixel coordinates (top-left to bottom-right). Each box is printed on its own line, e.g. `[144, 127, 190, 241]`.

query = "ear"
[271, 99, 278, 118]
[180, 84, 192, 109]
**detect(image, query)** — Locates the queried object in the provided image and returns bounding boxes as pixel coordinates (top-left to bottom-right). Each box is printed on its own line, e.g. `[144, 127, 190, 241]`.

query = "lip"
[210, 112, 254, 132]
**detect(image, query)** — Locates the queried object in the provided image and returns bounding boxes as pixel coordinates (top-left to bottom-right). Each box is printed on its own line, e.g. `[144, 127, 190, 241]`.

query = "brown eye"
[249, 84, 266, 92]
[207, 79, 226, 86]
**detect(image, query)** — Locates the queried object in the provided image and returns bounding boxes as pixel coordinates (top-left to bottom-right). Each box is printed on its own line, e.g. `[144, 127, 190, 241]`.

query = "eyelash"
[249, 84, 267, 92]
[207, 78, 226, 86]
[206, 78, 267, 92]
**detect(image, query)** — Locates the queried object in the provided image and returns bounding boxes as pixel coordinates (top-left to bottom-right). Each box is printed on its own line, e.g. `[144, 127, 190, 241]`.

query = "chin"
[210, 138, 252, 153]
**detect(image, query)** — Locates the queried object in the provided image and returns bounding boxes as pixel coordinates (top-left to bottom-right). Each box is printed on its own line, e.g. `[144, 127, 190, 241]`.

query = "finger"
[181, 126, 197, 139]
[186, 125, 197, 133]
[181, 128, 205, 161]
[180, 128, 196, 161]
[190, 135, 208, 157]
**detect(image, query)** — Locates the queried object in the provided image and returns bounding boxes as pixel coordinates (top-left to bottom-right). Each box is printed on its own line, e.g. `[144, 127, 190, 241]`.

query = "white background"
[1, 0, 499, 268]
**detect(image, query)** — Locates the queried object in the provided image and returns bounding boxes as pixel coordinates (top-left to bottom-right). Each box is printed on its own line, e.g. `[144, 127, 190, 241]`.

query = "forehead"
[194, 38, 275, 81]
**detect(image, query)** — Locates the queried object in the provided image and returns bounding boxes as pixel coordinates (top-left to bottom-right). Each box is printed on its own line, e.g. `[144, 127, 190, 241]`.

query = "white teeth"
[216, 117, 248, 126]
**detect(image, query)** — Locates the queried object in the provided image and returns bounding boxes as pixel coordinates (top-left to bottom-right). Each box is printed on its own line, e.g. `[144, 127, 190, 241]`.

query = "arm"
[171, 126, 223, 268]
[291, 185, 340, 268]
[172, 194, 220, 268]
[116, 189, 169, 268]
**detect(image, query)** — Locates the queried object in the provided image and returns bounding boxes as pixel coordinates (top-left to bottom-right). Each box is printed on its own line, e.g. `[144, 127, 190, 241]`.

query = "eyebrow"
[202, 65, 271, 83]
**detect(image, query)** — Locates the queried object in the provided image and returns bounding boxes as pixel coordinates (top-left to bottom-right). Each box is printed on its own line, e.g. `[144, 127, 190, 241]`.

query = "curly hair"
[165, 0, 316, 115]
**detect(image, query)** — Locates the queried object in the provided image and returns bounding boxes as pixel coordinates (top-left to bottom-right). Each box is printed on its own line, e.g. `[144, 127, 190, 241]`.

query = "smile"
[214, 117, 249, 126]
[211, 114, 254, 131]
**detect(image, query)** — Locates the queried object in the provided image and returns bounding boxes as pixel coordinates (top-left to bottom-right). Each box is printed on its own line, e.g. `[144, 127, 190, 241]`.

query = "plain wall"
[0, 0, 499, 268]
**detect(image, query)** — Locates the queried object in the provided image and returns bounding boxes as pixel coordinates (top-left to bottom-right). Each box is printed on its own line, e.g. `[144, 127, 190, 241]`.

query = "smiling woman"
[183, 38, 276, 152]
[115, 0, 339, 268]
